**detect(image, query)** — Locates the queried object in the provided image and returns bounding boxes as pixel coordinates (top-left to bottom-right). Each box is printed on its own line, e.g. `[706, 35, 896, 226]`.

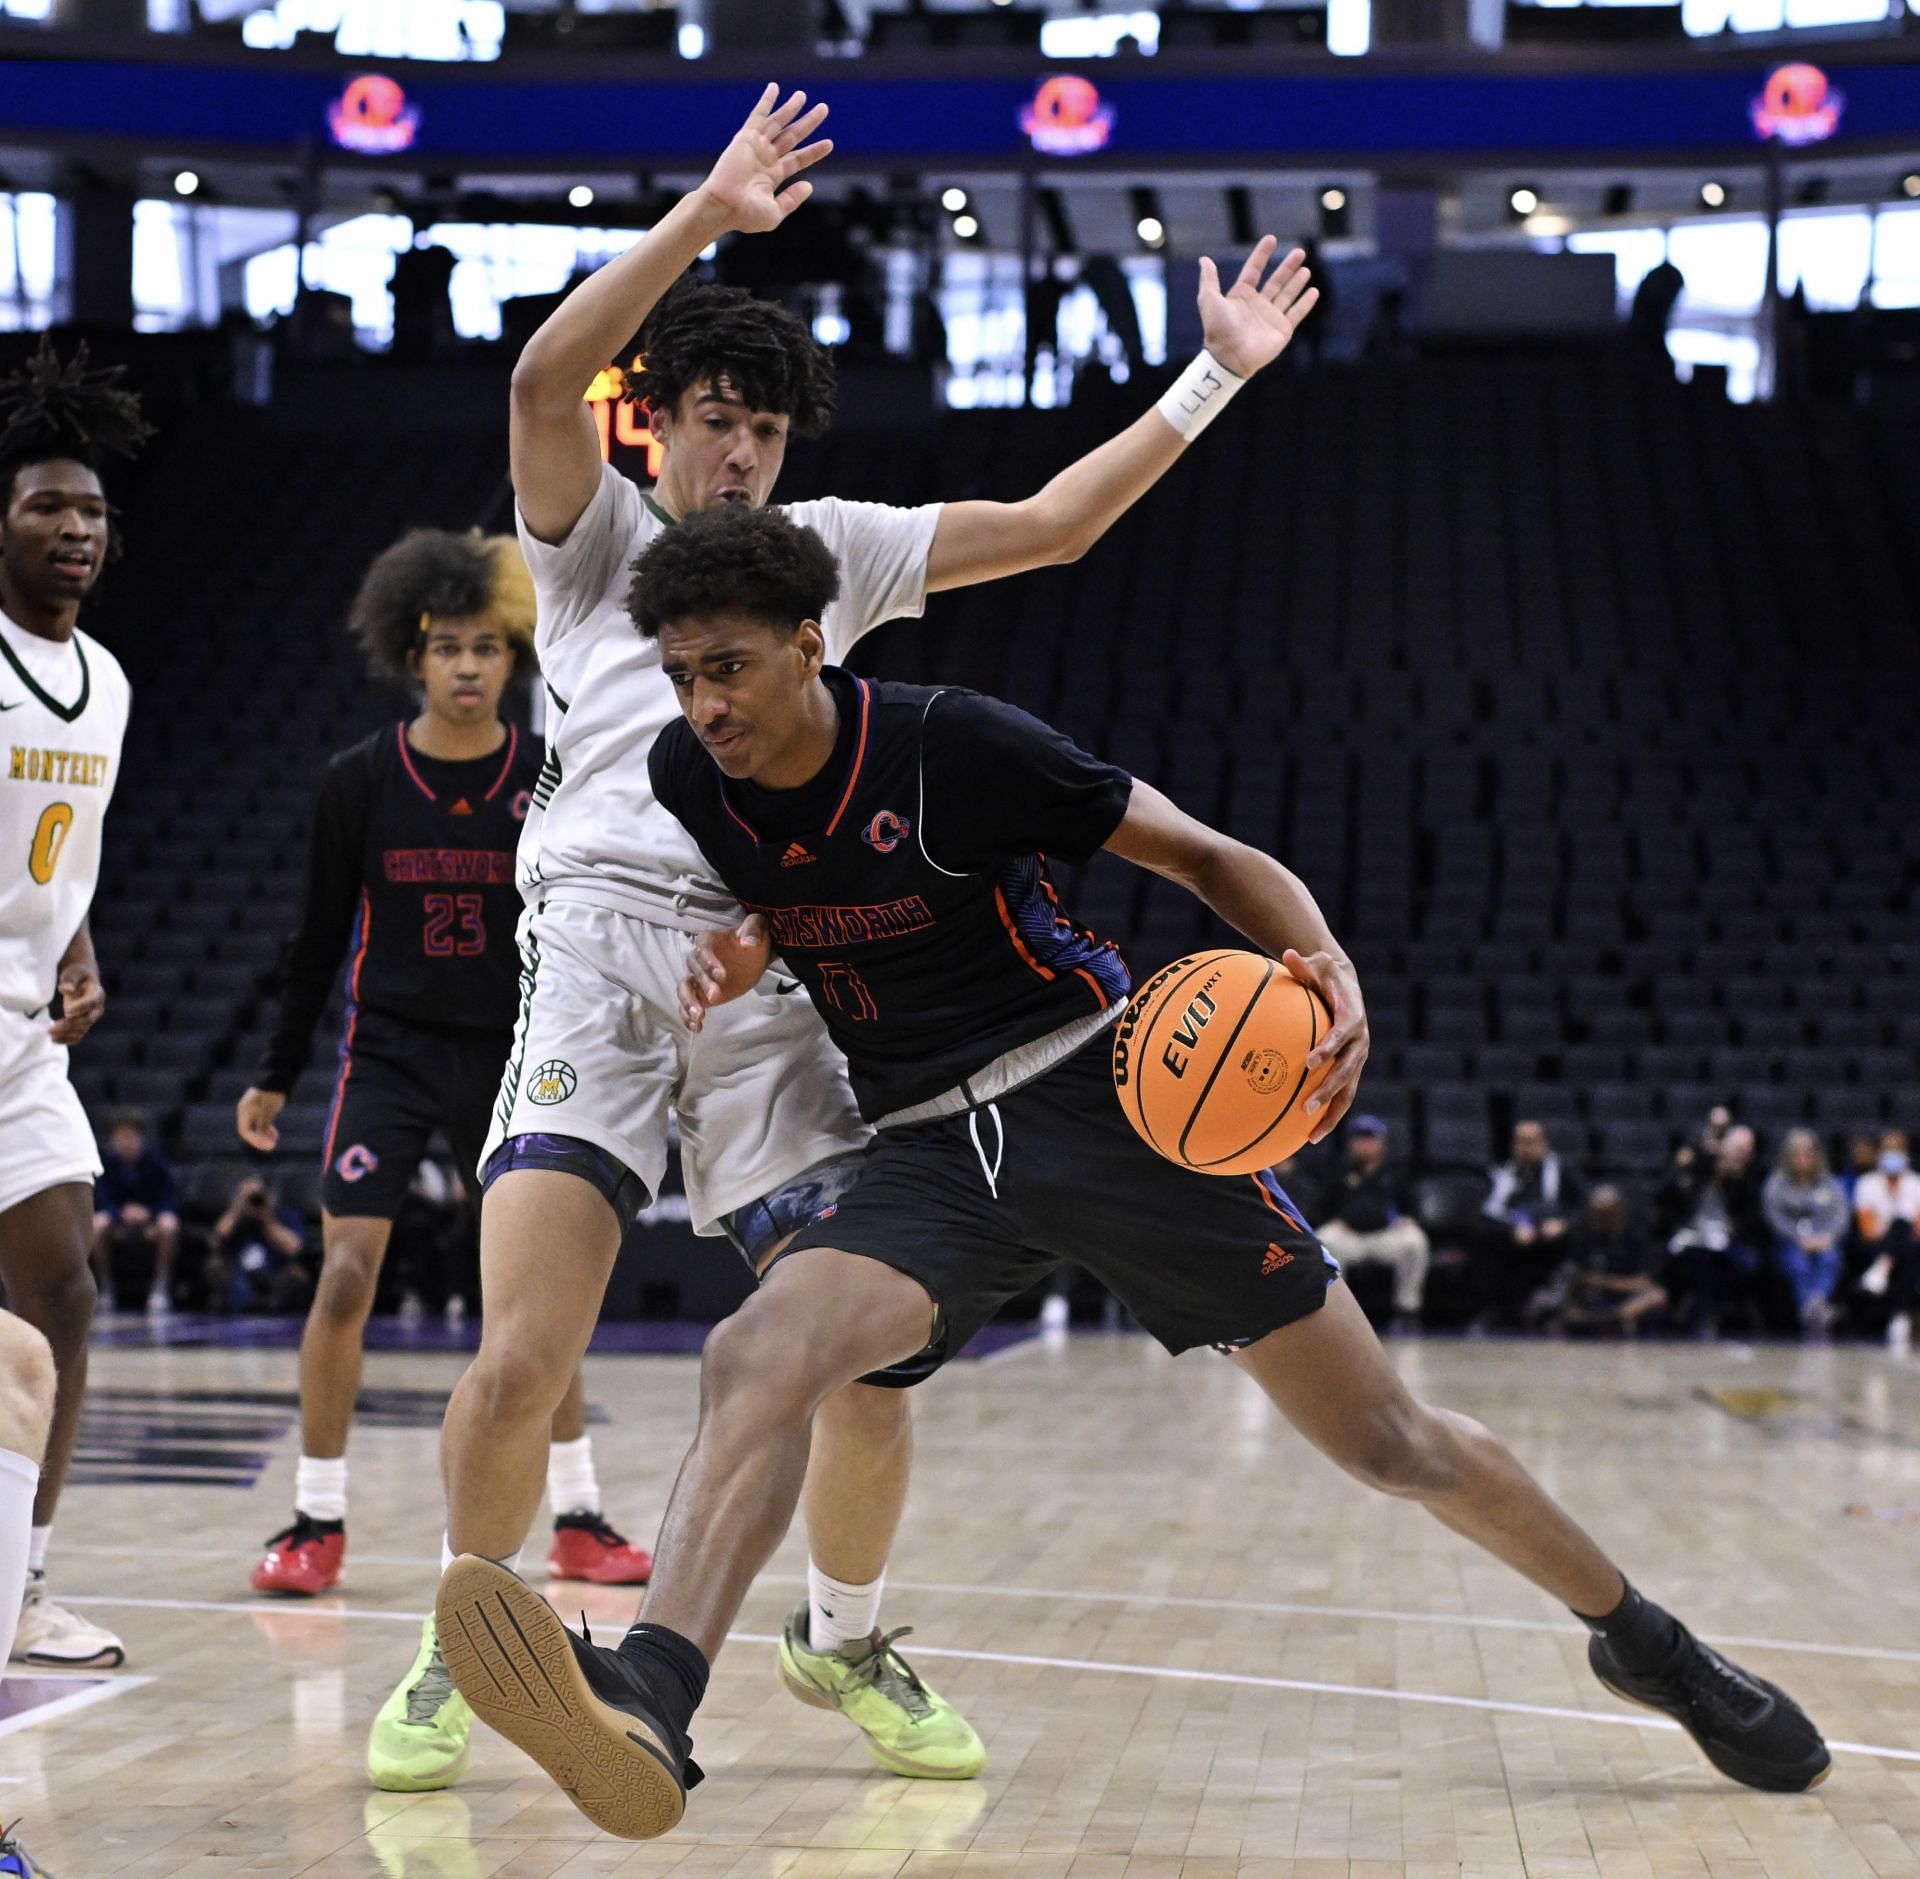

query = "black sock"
[1574, 1579, 1681, 1672]
[616, 1622, 710, 1743]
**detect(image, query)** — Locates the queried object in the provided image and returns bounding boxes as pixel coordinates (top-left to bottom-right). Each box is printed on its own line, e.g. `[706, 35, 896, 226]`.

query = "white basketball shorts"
[482, 896, 870, 1236]
[0, 1005, 101, 1217]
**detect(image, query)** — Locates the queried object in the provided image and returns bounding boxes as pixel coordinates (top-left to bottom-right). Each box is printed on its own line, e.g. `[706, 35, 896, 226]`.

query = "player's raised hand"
[1197, 238, 1319, 380]
[236, 1087, 286, 1153]
[698, 84, 833, 236]
[48, 963, 105, 1046]
[1284, 946, 1368, 1144]
[680, 913, 773, 1032]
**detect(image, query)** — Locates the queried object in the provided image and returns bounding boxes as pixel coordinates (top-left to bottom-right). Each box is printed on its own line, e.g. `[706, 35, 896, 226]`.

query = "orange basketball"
[1111, 950, 1335, 1175]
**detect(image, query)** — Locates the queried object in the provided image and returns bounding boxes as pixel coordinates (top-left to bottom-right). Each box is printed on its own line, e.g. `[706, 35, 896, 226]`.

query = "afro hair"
[628, 280, 837, 439]
[628, 504, 840, 640]
[0, 338, 152, 550]
[348, 529, 537, 687]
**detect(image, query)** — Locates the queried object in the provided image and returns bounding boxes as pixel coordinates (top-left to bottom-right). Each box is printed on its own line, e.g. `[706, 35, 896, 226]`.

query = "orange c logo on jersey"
[861, 809, 911, 854]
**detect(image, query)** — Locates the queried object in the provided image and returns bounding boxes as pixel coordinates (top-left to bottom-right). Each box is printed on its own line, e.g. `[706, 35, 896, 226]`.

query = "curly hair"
[628, 506, 840, 640]
[629, 280, 837, 438]
[0, 339, 152, 547]
[347, 529, 537, 686]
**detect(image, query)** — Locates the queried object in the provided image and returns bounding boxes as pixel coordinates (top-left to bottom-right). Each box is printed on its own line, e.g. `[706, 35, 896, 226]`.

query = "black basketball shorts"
[777, 1039, 1339, 1384]
[319, 1008, 510, 1220]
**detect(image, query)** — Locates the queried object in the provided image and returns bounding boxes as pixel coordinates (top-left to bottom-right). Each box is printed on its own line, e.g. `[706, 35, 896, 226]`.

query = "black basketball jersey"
[650, 668, 1134, 1120]
[257, 721, 539, 1093]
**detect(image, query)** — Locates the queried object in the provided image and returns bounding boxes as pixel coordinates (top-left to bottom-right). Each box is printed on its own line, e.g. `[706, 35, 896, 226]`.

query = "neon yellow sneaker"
[368, 1618, 473, 1792]
[777, 1601, 985, 1779]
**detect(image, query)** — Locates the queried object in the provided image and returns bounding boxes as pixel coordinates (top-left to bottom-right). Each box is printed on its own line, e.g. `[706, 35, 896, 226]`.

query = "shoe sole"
[1594, 1672, 1832, 1792]
[366, 1745, 471, 1794]
[17, 1645, 124, 1670]
[777, 1650, 984, 1781]
[436, 1556, 686, 1840]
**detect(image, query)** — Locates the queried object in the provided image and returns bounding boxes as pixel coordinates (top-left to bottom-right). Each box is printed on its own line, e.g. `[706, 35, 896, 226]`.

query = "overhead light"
[1700, 180, 1726, 208]
[1136, 216, 1164, 246]
[173, 170, 200, 197]
[569, 184, 595, 210]
[941, 187, 967, 213]
[676, 21, 704, 56]
[991, 0, 1012, 7]
[1509, 186, 1539, 217]
[1320, 187, 1346, 213]
[953, 213, 979, 239]
[1906, 173, 1920, 199]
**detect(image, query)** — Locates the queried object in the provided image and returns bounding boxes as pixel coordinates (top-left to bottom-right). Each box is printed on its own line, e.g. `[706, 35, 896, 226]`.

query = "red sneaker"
[545, 1512, 653, 1585]
[251, 1515, 346, 1595]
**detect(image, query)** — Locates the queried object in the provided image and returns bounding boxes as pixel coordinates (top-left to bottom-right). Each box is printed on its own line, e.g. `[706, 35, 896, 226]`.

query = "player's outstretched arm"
[678, 913, 773, 1033]
[1104, 779, 1367, 1142]
[924, 238, 1317, 594]
[511, 84, 833, 544]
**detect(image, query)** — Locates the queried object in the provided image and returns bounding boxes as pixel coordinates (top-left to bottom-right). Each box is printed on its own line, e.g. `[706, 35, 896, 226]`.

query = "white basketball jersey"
[0, 610, 130, 1016]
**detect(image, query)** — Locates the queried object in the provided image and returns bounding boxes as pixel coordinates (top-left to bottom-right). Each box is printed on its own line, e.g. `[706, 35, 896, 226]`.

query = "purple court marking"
[88, 1312, 1042, 1361]
[0, 1674, 150, 1740]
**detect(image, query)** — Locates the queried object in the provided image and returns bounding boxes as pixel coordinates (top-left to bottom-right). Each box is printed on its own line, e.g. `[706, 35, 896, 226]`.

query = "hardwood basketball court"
[5, 1324, 1917, 1876]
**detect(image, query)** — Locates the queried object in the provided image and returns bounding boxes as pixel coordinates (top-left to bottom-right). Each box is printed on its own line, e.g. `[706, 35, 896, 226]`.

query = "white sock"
[809, 1561, 885, 1651]
[26, 1524, 49, 1576]
[547, 1436, 602, 1519]
[295, 1455, 348, 1523]
[1, 1454, 41, 1666]
[441, 1533, 522, 1576]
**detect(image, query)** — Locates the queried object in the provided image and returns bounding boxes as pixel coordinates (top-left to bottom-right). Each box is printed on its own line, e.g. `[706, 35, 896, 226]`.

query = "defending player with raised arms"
[436, 506, 1832, 1841]
[0, 342, 149, 1700]
[233, 529, 654, 1791]
[426, 81, 1320, 1787]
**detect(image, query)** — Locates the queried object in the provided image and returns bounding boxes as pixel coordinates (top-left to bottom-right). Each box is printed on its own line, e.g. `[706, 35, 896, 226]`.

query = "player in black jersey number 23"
[237, 535, 651, 1684]
[436, 505, 1830, 1842]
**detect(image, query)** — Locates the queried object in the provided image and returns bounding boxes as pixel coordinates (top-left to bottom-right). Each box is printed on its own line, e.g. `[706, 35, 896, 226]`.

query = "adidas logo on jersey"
[779, 841, 815, 868]
[449, 797, 474, 816]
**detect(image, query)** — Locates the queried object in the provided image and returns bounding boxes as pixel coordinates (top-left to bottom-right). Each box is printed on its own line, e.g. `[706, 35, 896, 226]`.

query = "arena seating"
[67, 349, 1919, 1205]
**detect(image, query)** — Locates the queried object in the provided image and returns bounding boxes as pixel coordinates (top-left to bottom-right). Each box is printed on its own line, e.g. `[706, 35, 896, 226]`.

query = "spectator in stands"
[1764, 1129, 1848, 1334]
[202, 1175, 310, 1315]
[1659, 1122, 1765, 1335]
[1314, 1115, 1428, 1324]
[90, 1112, 180, 1316]
[1852, 1128, 1919, 1352]
[1840, 1126, 1882, 1204]
[1479, 1119, 1587, 1326]
[1531, 1184, 1666, 1337]
[1666, 1105, 1733, 1184]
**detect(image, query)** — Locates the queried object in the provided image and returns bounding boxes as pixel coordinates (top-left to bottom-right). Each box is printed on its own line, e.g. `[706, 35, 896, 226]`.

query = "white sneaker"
[1889, 1313, 1912, 1355]
[145, 1289, 169, 1316]
[1860, 1256, 1893, 1298]
[12, 1571, 126, 1668]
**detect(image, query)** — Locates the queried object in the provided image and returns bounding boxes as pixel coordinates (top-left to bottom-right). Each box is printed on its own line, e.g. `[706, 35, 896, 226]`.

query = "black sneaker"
[435, 1554, 702, 1839]
[1589, 1622, 1831, 1791]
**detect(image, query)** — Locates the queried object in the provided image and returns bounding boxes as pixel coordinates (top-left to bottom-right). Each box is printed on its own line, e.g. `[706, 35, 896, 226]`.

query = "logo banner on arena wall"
[0, 56, 1917, 164]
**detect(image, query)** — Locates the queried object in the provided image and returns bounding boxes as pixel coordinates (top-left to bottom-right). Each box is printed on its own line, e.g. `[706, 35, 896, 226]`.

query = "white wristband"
[1155, 348, 1245, 442]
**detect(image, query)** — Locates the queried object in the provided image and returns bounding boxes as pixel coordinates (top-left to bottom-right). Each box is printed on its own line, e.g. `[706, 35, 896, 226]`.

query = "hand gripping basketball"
[1112, 947, 1366, 1173]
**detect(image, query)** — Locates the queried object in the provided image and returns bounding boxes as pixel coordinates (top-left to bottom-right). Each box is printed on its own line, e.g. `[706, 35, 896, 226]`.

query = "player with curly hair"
[419, 82, 1319, 1799]
[235, 530, 654, 1784]
[0, 340, 151, 1694]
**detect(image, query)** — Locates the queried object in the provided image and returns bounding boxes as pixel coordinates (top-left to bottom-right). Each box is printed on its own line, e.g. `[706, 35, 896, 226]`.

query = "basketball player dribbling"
[436, 507, 1832, 1841]
[232, 530, 652, 1790]
[427, 81, 1321, 1787]
[0, 343, 150, 1695]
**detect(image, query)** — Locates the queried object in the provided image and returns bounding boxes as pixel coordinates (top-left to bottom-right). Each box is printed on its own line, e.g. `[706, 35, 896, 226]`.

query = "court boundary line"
[52, 1596, 1920, 1766]
[55, 1547, 1920, 1668]
[0, 1674, 152, 1741]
